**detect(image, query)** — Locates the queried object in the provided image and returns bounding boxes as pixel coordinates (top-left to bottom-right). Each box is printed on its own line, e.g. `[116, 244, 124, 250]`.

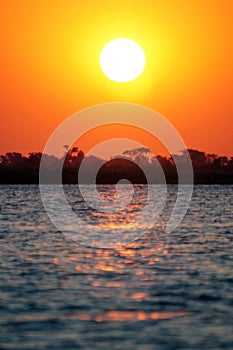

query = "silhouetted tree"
[0, 148, 232, 184]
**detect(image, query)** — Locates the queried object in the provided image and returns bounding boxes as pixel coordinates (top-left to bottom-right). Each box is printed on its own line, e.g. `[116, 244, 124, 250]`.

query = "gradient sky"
[1, 1, 233, 158]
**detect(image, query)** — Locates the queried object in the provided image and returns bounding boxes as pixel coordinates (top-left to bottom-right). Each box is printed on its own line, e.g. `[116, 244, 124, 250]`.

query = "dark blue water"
[0, 185, 232, 349]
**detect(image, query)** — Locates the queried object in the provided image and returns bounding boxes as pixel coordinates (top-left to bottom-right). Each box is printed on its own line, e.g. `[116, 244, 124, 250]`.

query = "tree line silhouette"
[0, 148, 232, 184]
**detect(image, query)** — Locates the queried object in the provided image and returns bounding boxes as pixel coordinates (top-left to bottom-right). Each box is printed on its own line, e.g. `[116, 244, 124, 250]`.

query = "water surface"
[0, 185, 232, 349]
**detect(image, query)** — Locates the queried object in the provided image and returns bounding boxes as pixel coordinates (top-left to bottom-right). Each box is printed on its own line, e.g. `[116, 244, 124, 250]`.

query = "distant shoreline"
[1, 148, 232, 185]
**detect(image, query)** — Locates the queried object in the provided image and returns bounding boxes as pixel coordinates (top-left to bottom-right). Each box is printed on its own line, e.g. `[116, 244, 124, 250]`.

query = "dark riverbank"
[0, 149, 232, 184]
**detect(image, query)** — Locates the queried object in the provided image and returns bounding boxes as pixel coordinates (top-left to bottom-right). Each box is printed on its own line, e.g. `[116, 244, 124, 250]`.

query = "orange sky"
[1, 0, 233, 158]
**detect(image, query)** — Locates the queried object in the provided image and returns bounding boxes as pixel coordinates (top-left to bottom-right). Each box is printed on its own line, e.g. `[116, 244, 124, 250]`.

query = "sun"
[99, 38, 146, 83]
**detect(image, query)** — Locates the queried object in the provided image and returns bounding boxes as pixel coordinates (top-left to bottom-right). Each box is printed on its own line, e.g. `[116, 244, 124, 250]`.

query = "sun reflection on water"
[65, 310, 187, 322]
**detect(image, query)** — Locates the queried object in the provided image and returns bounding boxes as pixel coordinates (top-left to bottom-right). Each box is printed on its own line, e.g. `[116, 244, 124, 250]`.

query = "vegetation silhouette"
[0, 148, 232, 184]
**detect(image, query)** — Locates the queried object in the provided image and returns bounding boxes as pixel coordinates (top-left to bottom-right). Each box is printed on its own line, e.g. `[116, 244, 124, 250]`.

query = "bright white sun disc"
[99, 38, 146, 83]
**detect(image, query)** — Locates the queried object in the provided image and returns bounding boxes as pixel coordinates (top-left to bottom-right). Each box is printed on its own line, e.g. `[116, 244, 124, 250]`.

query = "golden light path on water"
[1, 186, 232, 349]
[46, 239, 180, 323]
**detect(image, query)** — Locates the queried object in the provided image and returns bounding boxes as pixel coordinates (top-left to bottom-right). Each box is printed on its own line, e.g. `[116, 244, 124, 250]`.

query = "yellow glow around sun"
[99, 38, 146, 83]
